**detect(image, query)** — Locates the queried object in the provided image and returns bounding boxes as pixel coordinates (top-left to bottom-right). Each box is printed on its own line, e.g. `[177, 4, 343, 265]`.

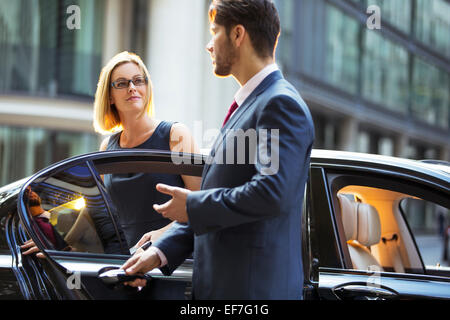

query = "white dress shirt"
[231, 63, 279, 119]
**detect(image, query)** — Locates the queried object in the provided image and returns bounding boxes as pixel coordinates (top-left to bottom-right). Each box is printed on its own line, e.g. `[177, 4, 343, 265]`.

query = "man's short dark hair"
[209, 0, 281, 58]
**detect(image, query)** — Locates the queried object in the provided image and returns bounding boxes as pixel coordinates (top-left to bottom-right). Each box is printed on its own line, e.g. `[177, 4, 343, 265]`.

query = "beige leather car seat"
[338, 194, 383, 271]
[64, 207, 104, 253]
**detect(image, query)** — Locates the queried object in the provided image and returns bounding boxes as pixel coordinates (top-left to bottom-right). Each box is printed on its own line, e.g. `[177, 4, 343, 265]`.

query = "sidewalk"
[415, 235, 449, 267]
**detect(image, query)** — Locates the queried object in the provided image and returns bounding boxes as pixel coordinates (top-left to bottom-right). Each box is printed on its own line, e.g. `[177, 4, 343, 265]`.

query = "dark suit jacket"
[153, 70, 314, 299]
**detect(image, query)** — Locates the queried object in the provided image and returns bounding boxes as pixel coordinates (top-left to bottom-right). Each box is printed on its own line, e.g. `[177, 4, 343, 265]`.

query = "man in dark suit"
[122, 0, 314, 299]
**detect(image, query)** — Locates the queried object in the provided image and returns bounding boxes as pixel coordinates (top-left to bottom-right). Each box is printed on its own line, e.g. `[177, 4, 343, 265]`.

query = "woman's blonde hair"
[93, 51, 154, 134]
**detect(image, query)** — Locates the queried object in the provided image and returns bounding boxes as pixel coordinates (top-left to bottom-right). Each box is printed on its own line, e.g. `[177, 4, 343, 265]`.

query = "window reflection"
[24, 186, 71, 251]
[325, 5, 359, 94]
[24, 163, 128, 255]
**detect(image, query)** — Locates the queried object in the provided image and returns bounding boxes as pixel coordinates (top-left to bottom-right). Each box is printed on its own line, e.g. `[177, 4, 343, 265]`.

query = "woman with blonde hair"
[93, 51, 201, 250]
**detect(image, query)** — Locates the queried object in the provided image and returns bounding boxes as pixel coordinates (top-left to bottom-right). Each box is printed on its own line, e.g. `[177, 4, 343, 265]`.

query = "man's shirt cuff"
[148, 246, 168, 267]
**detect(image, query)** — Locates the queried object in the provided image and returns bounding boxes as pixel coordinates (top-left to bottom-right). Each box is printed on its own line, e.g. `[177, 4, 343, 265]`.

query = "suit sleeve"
[186, 95, 314, 235]
[152, 222, 194, 275]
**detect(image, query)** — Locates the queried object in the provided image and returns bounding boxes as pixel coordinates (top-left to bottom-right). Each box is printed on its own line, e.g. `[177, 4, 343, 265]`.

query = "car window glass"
[400, 198, 449, 269]
[98, 165, 184, 250]
[23, 162, 129, 255]
[335, 184, 447, 275]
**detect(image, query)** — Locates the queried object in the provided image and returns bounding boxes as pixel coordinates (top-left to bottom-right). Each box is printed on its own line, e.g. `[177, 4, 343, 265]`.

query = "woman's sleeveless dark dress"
[104, 121, 184, 248]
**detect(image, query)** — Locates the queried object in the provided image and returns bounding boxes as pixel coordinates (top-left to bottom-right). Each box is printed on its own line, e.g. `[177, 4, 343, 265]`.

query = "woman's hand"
[133, 222, 175, 249]
[134, 231, 152, 249]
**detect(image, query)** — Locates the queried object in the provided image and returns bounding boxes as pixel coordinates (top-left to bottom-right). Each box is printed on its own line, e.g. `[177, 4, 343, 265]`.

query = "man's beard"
[28, 196, 42, 207]
[27, 190, 42, 207]
[214, 39, 237, 77]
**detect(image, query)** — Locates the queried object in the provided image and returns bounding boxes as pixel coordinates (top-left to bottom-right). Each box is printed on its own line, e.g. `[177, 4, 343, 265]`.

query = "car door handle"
[334, 284, 398, 300]
[98, 266, 151, 288]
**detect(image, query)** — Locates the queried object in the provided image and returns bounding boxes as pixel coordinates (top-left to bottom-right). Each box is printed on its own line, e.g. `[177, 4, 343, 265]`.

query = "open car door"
[16, 150, 204, 300]
[308, 162, 450, 300]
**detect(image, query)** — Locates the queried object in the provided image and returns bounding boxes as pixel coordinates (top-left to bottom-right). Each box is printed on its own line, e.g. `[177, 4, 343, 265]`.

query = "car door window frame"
[307, 166, 345, 271]
[315, 163, 450, 300]
[17, 150, 204, 261]
[327, 169, 449, 273]
[16, 150, 204, 299]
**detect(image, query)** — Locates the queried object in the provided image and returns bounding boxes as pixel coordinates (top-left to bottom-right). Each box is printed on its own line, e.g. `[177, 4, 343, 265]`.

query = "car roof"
[310, 149, 449, 185]
[202, 148, 449, 182]
[2, 149, 448, 195]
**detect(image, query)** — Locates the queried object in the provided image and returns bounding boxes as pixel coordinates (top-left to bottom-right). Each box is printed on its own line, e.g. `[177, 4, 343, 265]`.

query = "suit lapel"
[201, 70, 283, 184]
[223, 70, 283, 132]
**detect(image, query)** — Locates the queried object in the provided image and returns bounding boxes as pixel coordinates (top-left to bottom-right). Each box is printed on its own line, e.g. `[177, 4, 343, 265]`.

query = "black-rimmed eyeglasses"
[111, 76, 148, 89]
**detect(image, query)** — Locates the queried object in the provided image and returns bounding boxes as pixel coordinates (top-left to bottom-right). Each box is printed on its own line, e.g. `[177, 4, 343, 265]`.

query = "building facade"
[276, 0, 449, 161]
[0, 0, 449, 188]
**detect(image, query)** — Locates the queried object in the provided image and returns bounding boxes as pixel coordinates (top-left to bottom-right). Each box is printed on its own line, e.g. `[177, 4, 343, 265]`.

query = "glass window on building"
[0, 125, 99, 187]
[324, 4, 360, 94]
[364, 0, 412, 34]
[310, 113, 326, 149]
[412, 57, 449, 129]
[424, 147, 438, 159]
[129, 0, 149, 59]
[357, 131, 370, 153]
[310, 113, 339, 150]
[415, 0, 450, 59]
[378, 136, 394, 156]
[356, 130, 394, 155]
[362, 30, 409, 114]
[406, 140, 440, 160]
[273, 0, 294, 72]
[0, 0, 105, 98]
[323, 121, 338, 150]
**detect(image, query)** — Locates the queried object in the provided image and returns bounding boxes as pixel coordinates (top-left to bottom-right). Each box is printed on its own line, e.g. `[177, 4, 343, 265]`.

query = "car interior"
[24, 166, 130, 255]
[337, 185, 444, 274]
[51, 202, 105, 254]
[25, 182, 108, 254]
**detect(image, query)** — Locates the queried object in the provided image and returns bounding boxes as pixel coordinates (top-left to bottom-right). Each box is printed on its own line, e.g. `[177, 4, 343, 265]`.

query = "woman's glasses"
[111, 76, 148, 89]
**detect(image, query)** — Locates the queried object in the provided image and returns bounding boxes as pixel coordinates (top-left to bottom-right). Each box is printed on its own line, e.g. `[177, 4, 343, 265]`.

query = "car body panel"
[319, 268, 450, 300]
[0, 149, 448, 300]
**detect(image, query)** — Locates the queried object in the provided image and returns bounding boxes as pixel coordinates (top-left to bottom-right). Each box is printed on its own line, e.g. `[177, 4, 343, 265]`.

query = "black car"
[0, 149, 449, 300]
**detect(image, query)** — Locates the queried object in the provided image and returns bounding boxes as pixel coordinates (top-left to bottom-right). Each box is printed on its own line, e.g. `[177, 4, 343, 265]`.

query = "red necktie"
[222, 100, 239, 127]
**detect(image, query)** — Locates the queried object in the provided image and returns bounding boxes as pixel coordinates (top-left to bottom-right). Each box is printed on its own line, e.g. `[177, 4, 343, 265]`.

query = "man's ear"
[231, 24, 246, 48]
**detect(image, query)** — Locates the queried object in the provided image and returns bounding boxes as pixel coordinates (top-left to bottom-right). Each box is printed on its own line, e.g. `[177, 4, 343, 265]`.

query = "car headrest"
[337, 194, 381, 247]
[338, 194, 358, 241]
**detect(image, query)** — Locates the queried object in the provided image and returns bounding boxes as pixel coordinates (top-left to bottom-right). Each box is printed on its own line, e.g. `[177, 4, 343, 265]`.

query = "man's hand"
[153, 183, 191, 223]
[121, 249, 161, 287]
[20, 239, 45, 259]
[132, 221, 174, 250]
